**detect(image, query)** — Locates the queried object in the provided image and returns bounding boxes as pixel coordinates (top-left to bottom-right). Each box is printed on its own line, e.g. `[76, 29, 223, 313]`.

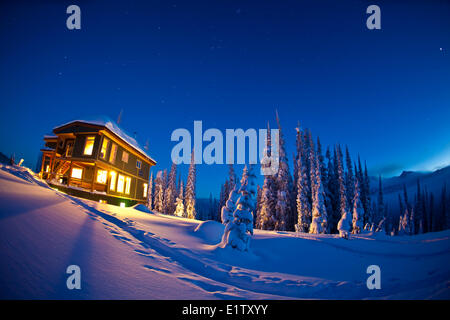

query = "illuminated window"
[109, 143, 117, 163]
[45, 165, 50, 173]
[117, 174, 125, 193]
[143, 183, 148, 198]
[125, 177, 131, 195]
[122, 151, 129, 163]
[71, 168, 83, 179]
[83, 136, 95, 155]
[100, 138, 109, 160]
[109, 171, 117, 191]
[136, 160, 142, 169]
[96, 170, 107, 184]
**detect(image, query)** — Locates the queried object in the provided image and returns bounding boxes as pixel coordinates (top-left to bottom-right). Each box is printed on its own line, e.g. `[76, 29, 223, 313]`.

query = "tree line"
[146, 112, 449, 238]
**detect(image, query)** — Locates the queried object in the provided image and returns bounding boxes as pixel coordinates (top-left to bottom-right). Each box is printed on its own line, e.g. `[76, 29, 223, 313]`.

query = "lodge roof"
[52, 117, 156, 165]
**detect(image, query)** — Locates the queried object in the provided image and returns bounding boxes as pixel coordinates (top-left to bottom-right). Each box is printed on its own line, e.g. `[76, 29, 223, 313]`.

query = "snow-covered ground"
[0, 165, 449, 299]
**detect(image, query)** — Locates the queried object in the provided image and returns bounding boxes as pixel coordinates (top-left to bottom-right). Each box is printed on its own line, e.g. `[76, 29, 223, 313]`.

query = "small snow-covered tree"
[363, 162, 371, 226]
[221, 166, 254, 252]
[309, 154, 327, 234]
[274, 111, 294, 231]
[164, 163, 177, 215]
[185, 150, 197, 219]
[336, 146, 351, 239]
[258, 125, 277, 230]
[146, 172, 153, 210]
[295, 158, 311, 233]
[258, 176, 276, 230]
[352, 180, 364, 234]
[174, 180, 185, 217]
[337, 209, 351, 239]
[345, 146, 355, 208]
[153, 171, 164, 213]
[255, 185, 262, 227]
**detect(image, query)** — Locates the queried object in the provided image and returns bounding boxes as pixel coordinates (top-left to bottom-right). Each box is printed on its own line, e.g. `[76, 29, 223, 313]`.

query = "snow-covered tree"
[293, 125, 302, 205]
[255, 185, 262, 227]
[352, 180, 364, 234]
[345, 146, 355, 208]
[337, 209, 351, 239]
[163, 163, 177, 215]
[410, 205, 416, 235]
[274, 111, 294, 231]
[174, 180, 185, 217]
[336, 146, 351, 239]
[221, 167, 254, 252]
[241, 164, 257, 212]
[309, 153, 327, 234]
[153, 171, 164, 213]
[146, 172, 153, 210]
[363, 161, 371, 226]
[185, 150, 197, 219]
[295, 157, 311, 233]
[326, 147, 339, 233]
[218, 182, 227, 219]
[258, 123, 277, 230]
[221, 185, 239, 225]
[376, 176, 386, 225]
[303, 129, 313, 208]
[275, 190, 289, 231]
[258, 176, 276, 230]
[398, 209, 411, 235]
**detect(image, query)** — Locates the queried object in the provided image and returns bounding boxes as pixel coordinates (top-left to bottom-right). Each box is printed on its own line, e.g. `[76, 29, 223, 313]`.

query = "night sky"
[0, 0, 449, 198]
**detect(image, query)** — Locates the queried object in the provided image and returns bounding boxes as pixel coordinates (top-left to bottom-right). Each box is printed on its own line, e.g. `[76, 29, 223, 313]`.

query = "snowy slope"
[0, 165, 449, 299]
[371, 165, 450, 213]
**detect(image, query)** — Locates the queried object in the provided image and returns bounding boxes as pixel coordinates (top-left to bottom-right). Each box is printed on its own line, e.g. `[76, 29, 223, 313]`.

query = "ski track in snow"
[1, 165, 449, 299]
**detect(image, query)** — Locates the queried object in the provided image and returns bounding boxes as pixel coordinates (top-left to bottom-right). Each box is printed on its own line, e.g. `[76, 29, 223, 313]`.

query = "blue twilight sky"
[0, 0, 449, 198]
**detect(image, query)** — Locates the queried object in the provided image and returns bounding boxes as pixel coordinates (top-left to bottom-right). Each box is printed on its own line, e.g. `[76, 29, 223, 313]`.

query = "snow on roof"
[43, 135, 57, 139]
[54, 116, 156, 164]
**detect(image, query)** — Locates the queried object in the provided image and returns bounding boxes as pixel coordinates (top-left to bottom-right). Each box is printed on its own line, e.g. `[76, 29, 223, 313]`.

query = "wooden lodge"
[39, 119, 156, 207]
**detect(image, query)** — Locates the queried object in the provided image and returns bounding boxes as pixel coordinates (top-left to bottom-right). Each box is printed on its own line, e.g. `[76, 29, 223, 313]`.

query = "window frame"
[122, 151, 129, 163]
[109, 171, 117, 191]
[136, 159, 142, 169]
[143, 183, 148, 198]
[117, 174, 125, 193]
[96, 169, 108, 184]
[125, 177, 131, 195]
[83, 136, 96, 156]
[100, 137, 109, 160]
[109, 143, 118, 163]
[71, 167, 83, 180]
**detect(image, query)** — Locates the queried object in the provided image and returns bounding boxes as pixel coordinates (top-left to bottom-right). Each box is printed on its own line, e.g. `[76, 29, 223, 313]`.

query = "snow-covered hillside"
[0, 165, 449, 299]
[371, 165, 450, 213]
